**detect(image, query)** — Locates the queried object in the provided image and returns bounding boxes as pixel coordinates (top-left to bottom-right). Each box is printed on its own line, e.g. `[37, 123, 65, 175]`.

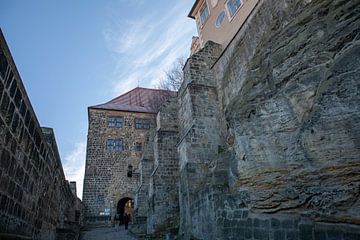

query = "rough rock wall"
[177, 0, 360, 239]
[0, 31, 83, 240]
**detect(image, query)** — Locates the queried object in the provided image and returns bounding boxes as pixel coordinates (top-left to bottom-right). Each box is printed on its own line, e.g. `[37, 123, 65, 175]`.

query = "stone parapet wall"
[0, 31, 83, 240]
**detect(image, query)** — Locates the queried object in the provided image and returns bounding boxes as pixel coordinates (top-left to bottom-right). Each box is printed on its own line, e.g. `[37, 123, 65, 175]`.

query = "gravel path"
[81, 225, 138, 240]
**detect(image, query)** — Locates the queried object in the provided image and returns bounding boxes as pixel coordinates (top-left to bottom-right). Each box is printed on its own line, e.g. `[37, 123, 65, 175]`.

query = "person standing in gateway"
[124, 213, 130, 230]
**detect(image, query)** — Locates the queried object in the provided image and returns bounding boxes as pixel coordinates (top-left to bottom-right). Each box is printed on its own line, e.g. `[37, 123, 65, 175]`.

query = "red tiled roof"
[89, 87, 176, 113]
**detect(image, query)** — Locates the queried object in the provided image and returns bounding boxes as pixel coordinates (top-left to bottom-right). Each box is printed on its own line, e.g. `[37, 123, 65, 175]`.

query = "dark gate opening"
[117, 197, 133, 225]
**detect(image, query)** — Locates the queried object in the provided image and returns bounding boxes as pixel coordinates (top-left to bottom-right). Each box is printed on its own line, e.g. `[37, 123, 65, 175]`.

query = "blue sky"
[0, 0, 197, 199]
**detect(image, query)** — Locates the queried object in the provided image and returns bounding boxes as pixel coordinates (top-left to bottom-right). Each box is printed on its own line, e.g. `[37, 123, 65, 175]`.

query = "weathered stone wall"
[82, 108, 156, 223]
[132, 131, 155, 236]
[147, 97, 180, 237]
[0, 31, 83, 240]
[177, 41, 225, 240]
[176, 0, 360, 239]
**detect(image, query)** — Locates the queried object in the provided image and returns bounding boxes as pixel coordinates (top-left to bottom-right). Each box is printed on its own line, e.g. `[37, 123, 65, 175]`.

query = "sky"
[0, 0, 197, 199]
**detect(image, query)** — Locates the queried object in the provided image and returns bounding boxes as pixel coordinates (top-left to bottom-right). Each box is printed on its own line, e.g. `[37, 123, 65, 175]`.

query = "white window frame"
[215, 10, 226, 28]
[198, 0, 210, 28]
[225, 0, 243, 21]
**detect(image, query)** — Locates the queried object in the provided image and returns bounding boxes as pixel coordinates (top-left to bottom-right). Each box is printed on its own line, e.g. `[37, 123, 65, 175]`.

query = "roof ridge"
[89, 87, 177, 111]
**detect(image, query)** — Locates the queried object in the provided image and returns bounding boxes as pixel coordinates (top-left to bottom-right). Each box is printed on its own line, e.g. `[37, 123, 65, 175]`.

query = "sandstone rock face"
[177, 0, 360, 239]
[223, 0, 360, 220]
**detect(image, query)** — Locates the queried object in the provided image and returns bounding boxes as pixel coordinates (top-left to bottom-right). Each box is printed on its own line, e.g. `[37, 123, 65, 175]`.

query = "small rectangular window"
[135, 142, 142, 151]
[106, 139, 123, 151]
[108, 116, 123, 128]
[114, 139, 123, 151]
[227, 0, 242, 17]
[200, 2, 210, 25]
[108, 117, 115, 127]
[106, 139, 114, 150]
[97, 195, 104, 204]
[115, 117, 123, 128]
[143, 119, 150, 129]
[135, 118, 142, 129]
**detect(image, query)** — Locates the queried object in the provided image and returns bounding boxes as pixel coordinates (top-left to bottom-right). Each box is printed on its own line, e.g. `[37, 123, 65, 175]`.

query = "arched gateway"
[117, 197, 134, 224]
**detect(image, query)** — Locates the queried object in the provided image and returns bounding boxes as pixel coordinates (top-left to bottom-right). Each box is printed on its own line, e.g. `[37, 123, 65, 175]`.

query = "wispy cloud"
[103, 0, 196, 96]
[63, 142, 86, 199]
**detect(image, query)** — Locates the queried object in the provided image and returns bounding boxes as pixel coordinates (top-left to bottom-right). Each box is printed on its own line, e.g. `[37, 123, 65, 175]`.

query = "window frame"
[215, 10, 226, 28]
[108, 116, 123, 128]
[143, 119, 150, 129]
[135, 118, 142, 129]
[135, 142, 142, 152]
[199, 0, 210, 27]
[225, 0, 243, 20]
[107, 117, 115, 127]
[106, 138, 123, 151]
[135, 118, 150, 129]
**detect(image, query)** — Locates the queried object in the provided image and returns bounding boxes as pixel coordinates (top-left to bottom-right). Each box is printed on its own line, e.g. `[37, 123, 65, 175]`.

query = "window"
[135, 118, 142, 129]
[114, 139, 123, 151]
[127, 165, 133, 178]
[135, 142, 142, 152]
[135, 118, 150, 129]
[106, 139, 113, 150]
[226, 0, 242, 17]
[143, 119, 150, 129]
[97, 195, 104, 204]
[106, 139, 123, 151]
[215, 10, 226, 28]
[108, 116, 123, 128]
[108, 117, 115, 127]
[200, 2, 210, 26]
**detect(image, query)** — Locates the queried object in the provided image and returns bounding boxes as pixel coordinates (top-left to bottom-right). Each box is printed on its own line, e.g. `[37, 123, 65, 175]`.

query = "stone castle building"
[5, 0, 360, 238]
[0, 30, 84, 240]
[82, 87, 175, 224]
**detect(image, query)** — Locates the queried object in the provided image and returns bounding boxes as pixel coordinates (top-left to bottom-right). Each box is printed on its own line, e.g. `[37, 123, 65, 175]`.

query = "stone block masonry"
[133, 0, 360, 239]
[147, 97, 180, 237]
[176, 0, 360, 239]
[132, 136, 155, 236]
[0, 30, 83, 240]
[83, 108, 156, 223]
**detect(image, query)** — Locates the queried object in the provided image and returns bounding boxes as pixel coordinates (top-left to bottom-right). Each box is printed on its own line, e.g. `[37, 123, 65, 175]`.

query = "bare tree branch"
[158, 56, 186, 91]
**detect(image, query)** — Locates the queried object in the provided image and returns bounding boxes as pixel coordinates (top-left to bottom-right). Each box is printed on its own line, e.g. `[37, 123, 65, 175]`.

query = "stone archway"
[117, 197, 134, 224]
